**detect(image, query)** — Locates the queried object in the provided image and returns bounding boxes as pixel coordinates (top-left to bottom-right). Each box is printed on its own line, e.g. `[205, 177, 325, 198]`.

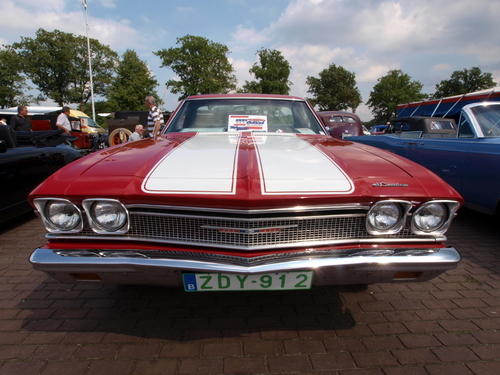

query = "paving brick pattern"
[0, 208, 499, 374]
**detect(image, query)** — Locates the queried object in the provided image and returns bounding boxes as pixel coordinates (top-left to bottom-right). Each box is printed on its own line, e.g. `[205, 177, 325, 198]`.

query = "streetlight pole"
[83, 0, 96, 121]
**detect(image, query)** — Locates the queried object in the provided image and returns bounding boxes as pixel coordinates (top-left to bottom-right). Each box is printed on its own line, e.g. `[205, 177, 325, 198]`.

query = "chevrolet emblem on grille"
[202, 225, 298, 234]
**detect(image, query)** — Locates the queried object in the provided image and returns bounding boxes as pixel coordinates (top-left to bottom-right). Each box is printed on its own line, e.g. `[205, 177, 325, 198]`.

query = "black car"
[0, 125, 85, 224]
[385, 116, 457, 137]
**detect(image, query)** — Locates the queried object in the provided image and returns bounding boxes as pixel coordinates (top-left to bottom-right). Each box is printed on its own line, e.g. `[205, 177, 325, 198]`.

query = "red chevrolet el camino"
[28, 94, 463, 292]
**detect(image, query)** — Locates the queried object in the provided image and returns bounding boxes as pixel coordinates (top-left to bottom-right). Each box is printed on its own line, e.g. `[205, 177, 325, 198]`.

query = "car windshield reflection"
[470, 104, 500, 137]
[165, 98, 325, 135]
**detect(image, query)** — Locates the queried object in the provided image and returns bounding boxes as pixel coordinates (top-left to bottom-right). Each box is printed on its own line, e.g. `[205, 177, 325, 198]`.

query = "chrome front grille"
[65, 206, 432, 250]
[128, 213, 367, 247]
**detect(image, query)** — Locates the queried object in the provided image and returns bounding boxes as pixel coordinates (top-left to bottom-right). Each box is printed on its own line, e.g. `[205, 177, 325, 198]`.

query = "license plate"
[183, 271, 313, 292]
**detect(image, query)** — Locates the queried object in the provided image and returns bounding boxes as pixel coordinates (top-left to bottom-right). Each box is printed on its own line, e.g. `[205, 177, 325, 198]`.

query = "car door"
[0, 146, 59, 222]
[460, 138, 500, 213]
[404, 138, 471, 195]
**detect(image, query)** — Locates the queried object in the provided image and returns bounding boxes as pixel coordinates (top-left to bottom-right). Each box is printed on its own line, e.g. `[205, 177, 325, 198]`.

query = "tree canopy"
[106, 50, 160, 111]
[432, 66, 497, 99]
[0, 46, 33, 108]
[306, 64, 362, 112]
[241, 49, 292, 94]
[154, 35, 237, 100]
[13, 28, 118, 107]
[366, 69, 427, 123]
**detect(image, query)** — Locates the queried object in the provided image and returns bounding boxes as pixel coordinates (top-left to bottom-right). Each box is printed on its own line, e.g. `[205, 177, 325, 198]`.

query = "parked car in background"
[385, 117, 456, 137]
[351, 101, 500, 215]
[316, 111, 364, 139]
[68, 109, 107, 136]
[0, 125, 85, 224]
[29, 94, 462, 290]
[0, 106, 108, 151]
[370, 125, 388, 135]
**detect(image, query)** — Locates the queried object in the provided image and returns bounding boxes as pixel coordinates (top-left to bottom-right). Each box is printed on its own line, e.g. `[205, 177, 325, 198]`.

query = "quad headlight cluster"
[34, 198, 129, 234]
[367, 200, 460, 236]
[34, 198, 459, 237]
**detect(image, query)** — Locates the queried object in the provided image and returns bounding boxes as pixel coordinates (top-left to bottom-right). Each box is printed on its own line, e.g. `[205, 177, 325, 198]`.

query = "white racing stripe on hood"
[142, 133, 239, 194]
[142, 133, 354, 195]
[255, 135, 354, 195]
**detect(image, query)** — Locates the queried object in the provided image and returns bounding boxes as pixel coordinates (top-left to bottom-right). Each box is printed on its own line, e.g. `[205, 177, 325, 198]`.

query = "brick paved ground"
[0, 208, 500, 374]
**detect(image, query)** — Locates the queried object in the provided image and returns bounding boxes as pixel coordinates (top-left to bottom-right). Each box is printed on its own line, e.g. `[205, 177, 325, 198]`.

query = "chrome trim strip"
[44, 234, 445, 250]
[125, 203, 370, 214]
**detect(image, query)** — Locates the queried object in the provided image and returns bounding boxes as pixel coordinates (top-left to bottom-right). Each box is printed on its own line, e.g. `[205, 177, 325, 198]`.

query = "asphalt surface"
[1, 208, 500, 375]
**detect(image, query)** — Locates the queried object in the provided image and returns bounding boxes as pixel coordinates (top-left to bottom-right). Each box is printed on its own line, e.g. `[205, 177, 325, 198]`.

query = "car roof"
[184, 93, 307, 101]
[317, 111, 360, 119]
[393, 116, 454, 122]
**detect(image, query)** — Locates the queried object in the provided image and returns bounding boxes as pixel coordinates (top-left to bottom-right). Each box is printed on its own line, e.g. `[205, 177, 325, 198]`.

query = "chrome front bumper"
[29, 247, 461, 286]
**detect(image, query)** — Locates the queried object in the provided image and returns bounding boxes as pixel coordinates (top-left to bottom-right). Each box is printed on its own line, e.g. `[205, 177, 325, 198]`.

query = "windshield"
[83, 117, 101, 128]
[470, 104, 500, 137]
[165, 98, 326, 135]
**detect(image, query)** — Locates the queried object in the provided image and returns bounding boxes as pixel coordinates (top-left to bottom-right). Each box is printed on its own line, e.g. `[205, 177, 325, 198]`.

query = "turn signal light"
[70, 273, 101, 281]
[392, 272, 422, 280]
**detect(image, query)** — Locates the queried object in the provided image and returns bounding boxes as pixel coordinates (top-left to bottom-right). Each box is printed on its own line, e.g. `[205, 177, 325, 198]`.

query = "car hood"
[29, 132, 461, 209]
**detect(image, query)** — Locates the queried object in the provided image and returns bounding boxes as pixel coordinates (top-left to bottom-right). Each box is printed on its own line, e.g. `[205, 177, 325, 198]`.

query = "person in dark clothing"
[9, 106, 32, 131]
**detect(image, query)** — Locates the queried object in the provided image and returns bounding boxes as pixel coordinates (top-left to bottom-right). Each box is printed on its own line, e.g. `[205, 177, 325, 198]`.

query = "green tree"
[432, 66, 497, 98]
[367, 69, 427, 123]
[306, 64, 362, 111]
[107, 49, 160, 111]
[241, 48, 292, 94]
[13, 28, 118, 107]
[0, 46, 34, 108]
[154, 35, 237, 100]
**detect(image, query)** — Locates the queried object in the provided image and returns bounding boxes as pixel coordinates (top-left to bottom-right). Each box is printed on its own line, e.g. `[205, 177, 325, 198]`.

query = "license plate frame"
[183, 271, 314, 292]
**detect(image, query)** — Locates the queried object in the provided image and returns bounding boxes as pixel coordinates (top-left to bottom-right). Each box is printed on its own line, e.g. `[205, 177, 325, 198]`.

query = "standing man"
[9, 105, 32, 131]
[145, 96, 164, 137]
[56, 107, 72, 134]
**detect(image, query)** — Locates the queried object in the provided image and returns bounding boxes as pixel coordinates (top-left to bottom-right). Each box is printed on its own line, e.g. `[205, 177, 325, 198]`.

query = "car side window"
[458, 113, 475, 138]
[329, 116, 343, 123]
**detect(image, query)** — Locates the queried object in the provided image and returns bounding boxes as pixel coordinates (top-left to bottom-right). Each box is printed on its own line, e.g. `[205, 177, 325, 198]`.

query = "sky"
[1, 0, 499, 121]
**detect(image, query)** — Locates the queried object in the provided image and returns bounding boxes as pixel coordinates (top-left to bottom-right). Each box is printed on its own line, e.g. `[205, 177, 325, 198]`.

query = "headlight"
[411, 201, 460, 235]
[367, 200, 412, 235]
[34, 198, 83, 233]
[413, 203, 446, 232]
[83, 199, 129, 234]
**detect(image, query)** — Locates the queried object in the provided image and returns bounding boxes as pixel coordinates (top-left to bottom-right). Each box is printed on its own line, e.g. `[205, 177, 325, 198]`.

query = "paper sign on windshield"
[228, 115, 268, 132]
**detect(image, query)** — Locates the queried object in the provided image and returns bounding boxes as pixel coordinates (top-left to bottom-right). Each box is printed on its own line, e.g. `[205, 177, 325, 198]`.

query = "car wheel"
[108, 128, 132, 146]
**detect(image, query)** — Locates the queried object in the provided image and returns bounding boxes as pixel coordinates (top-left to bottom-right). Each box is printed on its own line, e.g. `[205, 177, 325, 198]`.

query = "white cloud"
[98, 0, 117, 8]
[0, 0, 143, 50]
[231, 58, 254, 86]
[176, 7, 194, 12]
[432, 64, 452, 73]
[229, 25, 271, 52]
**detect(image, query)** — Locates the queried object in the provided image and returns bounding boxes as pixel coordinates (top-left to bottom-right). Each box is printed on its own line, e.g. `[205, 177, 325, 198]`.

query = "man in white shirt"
[128, 124, 144, 142]
[56, 107, 72, 134]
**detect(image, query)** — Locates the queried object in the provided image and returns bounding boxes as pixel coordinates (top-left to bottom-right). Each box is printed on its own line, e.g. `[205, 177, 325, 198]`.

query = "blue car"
[352, 101, 500, 215]
[369, 125, 387, 135]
